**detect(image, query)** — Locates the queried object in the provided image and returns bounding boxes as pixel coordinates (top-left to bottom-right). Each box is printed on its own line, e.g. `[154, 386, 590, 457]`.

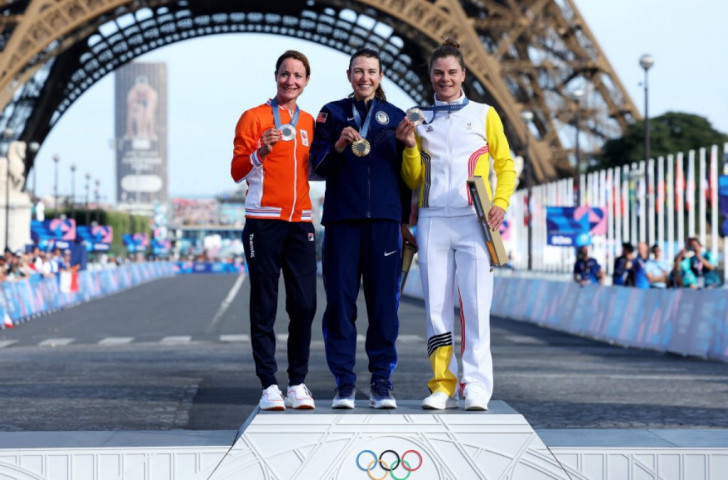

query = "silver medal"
[405, 107, 425, 126]
[279, 124, 296, 141]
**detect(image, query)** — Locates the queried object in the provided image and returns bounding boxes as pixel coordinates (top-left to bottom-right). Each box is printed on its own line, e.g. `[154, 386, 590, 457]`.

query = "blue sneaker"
[369, 379, 397, 409]
[332, 383, 356, 409]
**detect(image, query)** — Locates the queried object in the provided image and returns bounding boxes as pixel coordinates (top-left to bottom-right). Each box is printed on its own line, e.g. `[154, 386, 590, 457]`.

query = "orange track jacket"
[231, 100, 314, 222]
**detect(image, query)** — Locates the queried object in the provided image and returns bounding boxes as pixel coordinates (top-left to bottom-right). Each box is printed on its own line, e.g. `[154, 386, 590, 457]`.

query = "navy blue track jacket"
[309, 97, 411, 225]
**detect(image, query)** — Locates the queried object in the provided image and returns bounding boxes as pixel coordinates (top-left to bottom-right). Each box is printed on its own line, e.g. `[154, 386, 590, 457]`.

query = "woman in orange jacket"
[231, 50, 317, 411]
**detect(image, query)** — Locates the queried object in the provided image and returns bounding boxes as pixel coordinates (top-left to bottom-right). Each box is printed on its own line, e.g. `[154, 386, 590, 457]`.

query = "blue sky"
[31, 0, 728, 201]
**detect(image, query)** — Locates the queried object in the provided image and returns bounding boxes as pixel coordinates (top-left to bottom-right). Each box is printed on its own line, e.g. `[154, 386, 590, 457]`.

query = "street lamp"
[521, 110, 534, 270]
[2, 128, 14, 252]
[53, 154, 60, 213]
[640, 54, 655, 242]
[572, 88, 585, 205]
[70, 163, 76, 222]
[84, 172, 91, 225]
[639, 54, 655, 164]
[94, 179, 100, 224]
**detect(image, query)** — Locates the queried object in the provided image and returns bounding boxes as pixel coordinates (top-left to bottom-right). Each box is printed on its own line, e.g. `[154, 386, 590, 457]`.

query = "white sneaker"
[422, 391, 458, 410]
[259, 385, 285, 411]
[463, 384, 489, 411]
[285, 384, 315, 409]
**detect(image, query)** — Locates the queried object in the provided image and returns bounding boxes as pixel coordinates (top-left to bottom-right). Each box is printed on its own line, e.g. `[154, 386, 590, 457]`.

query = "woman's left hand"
[487, 206, 505, 230]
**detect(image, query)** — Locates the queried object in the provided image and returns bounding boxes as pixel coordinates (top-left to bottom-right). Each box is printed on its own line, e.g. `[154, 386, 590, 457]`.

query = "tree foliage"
[598, 112, 728, 169]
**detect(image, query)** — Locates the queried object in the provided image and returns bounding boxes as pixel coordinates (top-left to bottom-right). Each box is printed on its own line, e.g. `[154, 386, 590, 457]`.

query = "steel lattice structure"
[0, 0, 640, 185]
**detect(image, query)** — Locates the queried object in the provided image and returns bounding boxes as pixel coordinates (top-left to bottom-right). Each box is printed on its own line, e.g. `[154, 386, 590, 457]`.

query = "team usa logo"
[375, 111, 389, 125]
[355, 449, 423, 479]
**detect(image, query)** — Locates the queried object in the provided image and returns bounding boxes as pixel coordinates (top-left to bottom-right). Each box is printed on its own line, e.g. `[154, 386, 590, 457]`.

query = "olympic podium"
[207, 400, 572, 479]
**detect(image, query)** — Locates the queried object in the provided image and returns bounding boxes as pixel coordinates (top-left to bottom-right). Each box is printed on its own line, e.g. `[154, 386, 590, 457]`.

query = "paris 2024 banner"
[114, 62, 168, 205]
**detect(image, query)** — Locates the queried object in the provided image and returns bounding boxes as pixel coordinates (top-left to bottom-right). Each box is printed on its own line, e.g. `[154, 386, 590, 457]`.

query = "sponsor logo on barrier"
[355, 449, 422, 479]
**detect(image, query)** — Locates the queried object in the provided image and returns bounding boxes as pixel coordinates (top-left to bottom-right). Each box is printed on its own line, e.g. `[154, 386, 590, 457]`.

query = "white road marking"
[219, 334, 250, 343]
[99, 337, 134, 345]
[504, 335, 547, 345]
[160, 336, 192, 345]
[397, 334, 425, 343]
[38, 338, 74, 347]
[206, 274, 246, 334]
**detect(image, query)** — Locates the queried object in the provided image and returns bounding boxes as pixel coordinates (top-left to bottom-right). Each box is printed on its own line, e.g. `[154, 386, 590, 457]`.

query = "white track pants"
[417, 214, 494, 400]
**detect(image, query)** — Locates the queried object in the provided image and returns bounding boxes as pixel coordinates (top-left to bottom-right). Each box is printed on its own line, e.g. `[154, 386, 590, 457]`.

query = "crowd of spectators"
[574, 237, 722, 289]
[0, 246, 75, 283]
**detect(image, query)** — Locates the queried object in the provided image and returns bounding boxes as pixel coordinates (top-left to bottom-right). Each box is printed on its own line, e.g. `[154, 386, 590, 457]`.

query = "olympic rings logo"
[355, 449, 423, 479]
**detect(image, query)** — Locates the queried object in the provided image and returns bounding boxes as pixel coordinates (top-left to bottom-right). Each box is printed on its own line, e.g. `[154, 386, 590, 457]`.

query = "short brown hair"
[275, 50, 310, 78]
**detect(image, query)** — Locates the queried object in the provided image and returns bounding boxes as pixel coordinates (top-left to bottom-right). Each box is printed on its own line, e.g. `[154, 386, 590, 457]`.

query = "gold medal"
[405, 107, 425, 126]
[351, 138, 371, 157]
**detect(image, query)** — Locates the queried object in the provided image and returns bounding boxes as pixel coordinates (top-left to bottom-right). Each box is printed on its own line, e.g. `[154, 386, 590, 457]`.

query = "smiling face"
[430, 55, 466, 103]
[274, 58, 309, 108]
[347, 55, 383, 102]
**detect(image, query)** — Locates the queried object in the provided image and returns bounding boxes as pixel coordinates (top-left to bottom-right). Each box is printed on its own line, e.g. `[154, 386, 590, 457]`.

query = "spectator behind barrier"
[679, 237, 721, 289]
[612, 242, 635, 286]
[646, 244, 671, 288]
[631, 242, 652, 289]
[573, 245, 604, 286]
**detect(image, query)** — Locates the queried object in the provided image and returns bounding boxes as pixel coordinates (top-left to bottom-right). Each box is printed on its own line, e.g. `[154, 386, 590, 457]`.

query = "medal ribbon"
[271, 97, 300, 130]
[418, 97, 469, 123]
[352, 98, 377, 139]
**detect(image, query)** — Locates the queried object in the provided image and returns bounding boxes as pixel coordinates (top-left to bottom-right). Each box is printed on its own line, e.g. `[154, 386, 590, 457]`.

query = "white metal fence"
[504, 142, 728, 281]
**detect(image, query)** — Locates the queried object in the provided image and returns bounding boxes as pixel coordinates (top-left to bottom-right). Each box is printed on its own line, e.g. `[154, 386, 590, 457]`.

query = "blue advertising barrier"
[490, 276, 728, 363]
[0, 263, 176, 328]
[401, 264, 728, 363]
[174, 262, 246, 274]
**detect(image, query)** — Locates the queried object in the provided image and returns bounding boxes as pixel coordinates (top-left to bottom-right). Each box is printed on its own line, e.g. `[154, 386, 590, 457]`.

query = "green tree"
[598, 112, 728, 169]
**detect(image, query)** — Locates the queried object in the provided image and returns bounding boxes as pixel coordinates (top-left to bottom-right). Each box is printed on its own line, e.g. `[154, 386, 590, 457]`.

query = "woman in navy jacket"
[310, 48, 414, 410]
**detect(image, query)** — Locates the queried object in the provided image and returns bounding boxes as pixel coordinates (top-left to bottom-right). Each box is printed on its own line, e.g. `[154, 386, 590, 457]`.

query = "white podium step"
[208, 400, 573, 480]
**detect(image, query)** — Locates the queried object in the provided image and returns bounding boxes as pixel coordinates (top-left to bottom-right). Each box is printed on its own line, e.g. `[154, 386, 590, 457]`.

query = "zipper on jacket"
[290, 135, 298, 222]
[447, 112, 453, 215]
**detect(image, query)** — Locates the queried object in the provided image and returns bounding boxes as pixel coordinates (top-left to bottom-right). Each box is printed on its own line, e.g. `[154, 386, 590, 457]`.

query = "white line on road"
[397, 334, 425, 343]
[38, 338, 74, 347]
[504, 335, 547, 345]
[99, 337, 134, 345]
[206, 273, 246, 334]
[0, 340, 17, 348]
[160, 336, 192, 345]
[219, 334, 250, 343]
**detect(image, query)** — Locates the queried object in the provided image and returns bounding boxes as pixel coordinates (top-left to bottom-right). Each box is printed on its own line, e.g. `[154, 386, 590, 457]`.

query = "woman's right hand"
[396, 118, 417, 148]
[258, 128, 281, 159]
[334, 126, 361, 153]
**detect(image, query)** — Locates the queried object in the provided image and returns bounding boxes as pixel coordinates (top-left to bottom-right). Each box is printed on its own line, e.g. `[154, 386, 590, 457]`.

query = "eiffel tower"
[0, 0, 640, 184]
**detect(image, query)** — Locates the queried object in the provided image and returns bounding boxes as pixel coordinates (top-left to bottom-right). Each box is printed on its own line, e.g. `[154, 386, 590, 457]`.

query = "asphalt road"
[0, 273, 727, 431]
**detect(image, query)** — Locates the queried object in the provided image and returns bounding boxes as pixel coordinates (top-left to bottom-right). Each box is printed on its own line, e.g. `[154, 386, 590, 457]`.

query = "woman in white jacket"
[396, 38, 516, 411]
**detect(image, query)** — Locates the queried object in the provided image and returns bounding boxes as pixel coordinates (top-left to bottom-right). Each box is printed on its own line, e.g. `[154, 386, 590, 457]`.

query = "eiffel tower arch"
[0, 0, 640, 185]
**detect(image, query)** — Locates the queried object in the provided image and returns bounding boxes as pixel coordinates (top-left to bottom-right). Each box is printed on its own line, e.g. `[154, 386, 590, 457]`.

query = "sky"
[29, 0, 728, 203]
